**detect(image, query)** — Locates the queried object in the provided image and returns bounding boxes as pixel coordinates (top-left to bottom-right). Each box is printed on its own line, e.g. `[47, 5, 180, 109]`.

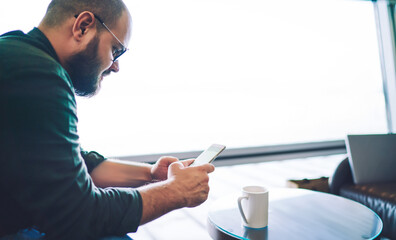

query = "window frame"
[116, 140, 346, 165]
[374, 0, 396, 133]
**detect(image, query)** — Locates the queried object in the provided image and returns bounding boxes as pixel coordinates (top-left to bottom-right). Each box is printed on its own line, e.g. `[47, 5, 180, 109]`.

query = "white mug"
[237, 186, 269, 229]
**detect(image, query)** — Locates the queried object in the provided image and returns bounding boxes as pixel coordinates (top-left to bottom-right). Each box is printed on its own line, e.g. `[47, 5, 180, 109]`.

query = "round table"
[207, 188, 382, 240]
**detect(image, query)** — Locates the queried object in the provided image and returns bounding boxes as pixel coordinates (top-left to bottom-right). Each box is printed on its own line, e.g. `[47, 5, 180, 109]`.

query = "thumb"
[168, 161, 184, 176]
[180, 158, 195, 167]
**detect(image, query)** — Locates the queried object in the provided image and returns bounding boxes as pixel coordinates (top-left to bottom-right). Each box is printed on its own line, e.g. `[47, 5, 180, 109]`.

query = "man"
[0, 0, 215, 239]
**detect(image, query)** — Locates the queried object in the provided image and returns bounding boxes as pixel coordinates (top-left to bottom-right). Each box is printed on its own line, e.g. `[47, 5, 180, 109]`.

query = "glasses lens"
[113, 48, 127, 62]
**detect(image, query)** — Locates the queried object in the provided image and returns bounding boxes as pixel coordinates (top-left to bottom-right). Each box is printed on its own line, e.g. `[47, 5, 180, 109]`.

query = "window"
[2, 0, 387, 157]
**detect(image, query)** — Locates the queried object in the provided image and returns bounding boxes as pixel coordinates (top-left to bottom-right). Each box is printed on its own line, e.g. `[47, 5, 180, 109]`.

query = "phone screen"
[190, 144, 226, 166]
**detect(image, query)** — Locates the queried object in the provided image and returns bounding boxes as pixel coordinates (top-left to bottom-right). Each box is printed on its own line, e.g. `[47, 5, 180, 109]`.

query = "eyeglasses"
[74, 13, 128, 63]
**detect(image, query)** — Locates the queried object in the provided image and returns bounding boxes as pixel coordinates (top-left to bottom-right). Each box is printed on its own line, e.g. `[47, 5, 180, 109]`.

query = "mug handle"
[237, 196, 248, 224]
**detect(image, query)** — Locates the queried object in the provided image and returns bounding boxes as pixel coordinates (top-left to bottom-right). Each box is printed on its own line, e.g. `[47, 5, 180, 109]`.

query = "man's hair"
[41, 0, 127, 29]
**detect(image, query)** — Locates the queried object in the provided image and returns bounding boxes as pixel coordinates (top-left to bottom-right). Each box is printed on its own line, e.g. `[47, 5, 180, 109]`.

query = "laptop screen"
[346, 134, 396, 184]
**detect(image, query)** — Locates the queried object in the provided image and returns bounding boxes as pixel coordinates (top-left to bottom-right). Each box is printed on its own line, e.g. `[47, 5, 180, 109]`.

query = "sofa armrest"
[329, 157, 353, 195]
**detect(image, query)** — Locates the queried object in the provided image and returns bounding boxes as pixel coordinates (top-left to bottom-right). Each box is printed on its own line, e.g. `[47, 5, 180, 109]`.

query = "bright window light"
[2, 0, 387, 157]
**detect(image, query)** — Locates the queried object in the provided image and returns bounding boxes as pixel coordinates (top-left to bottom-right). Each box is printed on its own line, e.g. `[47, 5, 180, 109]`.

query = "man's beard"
[65, 36, 103, 97]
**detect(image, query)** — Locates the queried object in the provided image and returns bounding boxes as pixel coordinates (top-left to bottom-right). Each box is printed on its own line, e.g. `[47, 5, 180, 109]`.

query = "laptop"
[346, 134, 396, 184]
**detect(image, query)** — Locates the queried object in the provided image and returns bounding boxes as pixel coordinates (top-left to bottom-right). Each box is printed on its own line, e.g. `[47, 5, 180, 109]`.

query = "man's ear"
[72, 11, 96, 41]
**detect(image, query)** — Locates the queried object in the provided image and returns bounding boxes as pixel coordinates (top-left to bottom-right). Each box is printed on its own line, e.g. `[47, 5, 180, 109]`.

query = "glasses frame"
[74, 13, 128, 63]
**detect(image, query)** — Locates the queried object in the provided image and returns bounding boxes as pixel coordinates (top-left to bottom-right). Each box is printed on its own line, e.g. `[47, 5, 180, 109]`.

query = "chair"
[329, 158, 396, 239]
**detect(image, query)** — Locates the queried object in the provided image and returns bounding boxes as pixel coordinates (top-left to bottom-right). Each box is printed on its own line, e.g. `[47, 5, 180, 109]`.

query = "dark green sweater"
[0, 28, 142, 239]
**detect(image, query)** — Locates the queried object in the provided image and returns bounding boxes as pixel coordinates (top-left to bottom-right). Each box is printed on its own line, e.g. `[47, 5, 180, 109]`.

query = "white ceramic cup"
[237, 186, 269, 229]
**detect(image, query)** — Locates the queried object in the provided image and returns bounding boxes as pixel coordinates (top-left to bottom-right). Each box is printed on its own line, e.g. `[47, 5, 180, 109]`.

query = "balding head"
[38, 0, 132, 97]
[41, 0, 127, 30]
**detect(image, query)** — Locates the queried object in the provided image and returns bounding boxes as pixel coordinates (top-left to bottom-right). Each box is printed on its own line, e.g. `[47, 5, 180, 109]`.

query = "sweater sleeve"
[0, 40, 142, 240]
[80, 149, 107, 173]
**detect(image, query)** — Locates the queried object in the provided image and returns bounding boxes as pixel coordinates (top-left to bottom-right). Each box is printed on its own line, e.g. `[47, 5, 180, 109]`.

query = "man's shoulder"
[0, 30, 25, 39]
[0, 30, 61, 70]
[0, 30, 72, 91]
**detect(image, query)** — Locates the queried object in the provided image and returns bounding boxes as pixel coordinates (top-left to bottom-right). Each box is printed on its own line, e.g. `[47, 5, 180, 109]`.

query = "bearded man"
[0, 1, 214, 239]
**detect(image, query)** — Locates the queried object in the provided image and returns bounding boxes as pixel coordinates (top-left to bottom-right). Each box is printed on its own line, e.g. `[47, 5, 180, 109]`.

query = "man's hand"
[151, 156, 194, 182]
[138, 160, 215, 224]
[167, 161, 215, 207]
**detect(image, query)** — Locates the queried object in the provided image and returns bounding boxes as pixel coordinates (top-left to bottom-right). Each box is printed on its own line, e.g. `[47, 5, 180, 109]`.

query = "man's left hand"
[151, 157, 177, 181]
[151, 157, 195, 181]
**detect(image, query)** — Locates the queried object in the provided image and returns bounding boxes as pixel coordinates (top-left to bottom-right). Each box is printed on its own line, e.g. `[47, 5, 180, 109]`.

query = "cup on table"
[237, 185, 269, 229]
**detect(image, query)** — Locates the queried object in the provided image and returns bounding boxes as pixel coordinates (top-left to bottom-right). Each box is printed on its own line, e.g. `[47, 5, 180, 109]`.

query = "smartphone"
[190, 144, 226, 166]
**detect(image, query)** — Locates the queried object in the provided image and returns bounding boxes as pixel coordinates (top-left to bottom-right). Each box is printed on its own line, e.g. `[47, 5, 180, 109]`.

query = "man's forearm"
[138, 180, 185, 225]
[90, 159, 153, 188]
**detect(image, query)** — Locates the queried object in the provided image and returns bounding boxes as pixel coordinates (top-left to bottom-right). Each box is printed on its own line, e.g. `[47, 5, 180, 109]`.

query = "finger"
[169, 161, 184, 170]
[180, 159, 195, 167]
[159, 156, 179, 165]
[200, 163, 215, 173]
[168, 161, 184, 177]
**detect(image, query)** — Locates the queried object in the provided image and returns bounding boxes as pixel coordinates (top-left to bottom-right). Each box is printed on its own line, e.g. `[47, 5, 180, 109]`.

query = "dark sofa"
[329, 158, 396, 239]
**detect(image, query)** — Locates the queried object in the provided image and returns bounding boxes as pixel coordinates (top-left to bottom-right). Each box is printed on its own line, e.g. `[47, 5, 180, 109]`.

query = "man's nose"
[109, 60, 120, 73]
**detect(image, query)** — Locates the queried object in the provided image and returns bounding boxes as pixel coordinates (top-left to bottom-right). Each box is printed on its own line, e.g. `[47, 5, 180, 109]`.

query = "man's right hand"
[167, 161, 215, 207]
[138, 159, 215, 225]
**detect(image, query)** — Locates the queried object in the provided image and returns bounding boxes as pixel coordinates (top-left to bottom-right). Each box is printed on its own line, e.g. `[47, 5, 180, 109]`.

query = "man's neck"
[37, 23, 74, 68]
